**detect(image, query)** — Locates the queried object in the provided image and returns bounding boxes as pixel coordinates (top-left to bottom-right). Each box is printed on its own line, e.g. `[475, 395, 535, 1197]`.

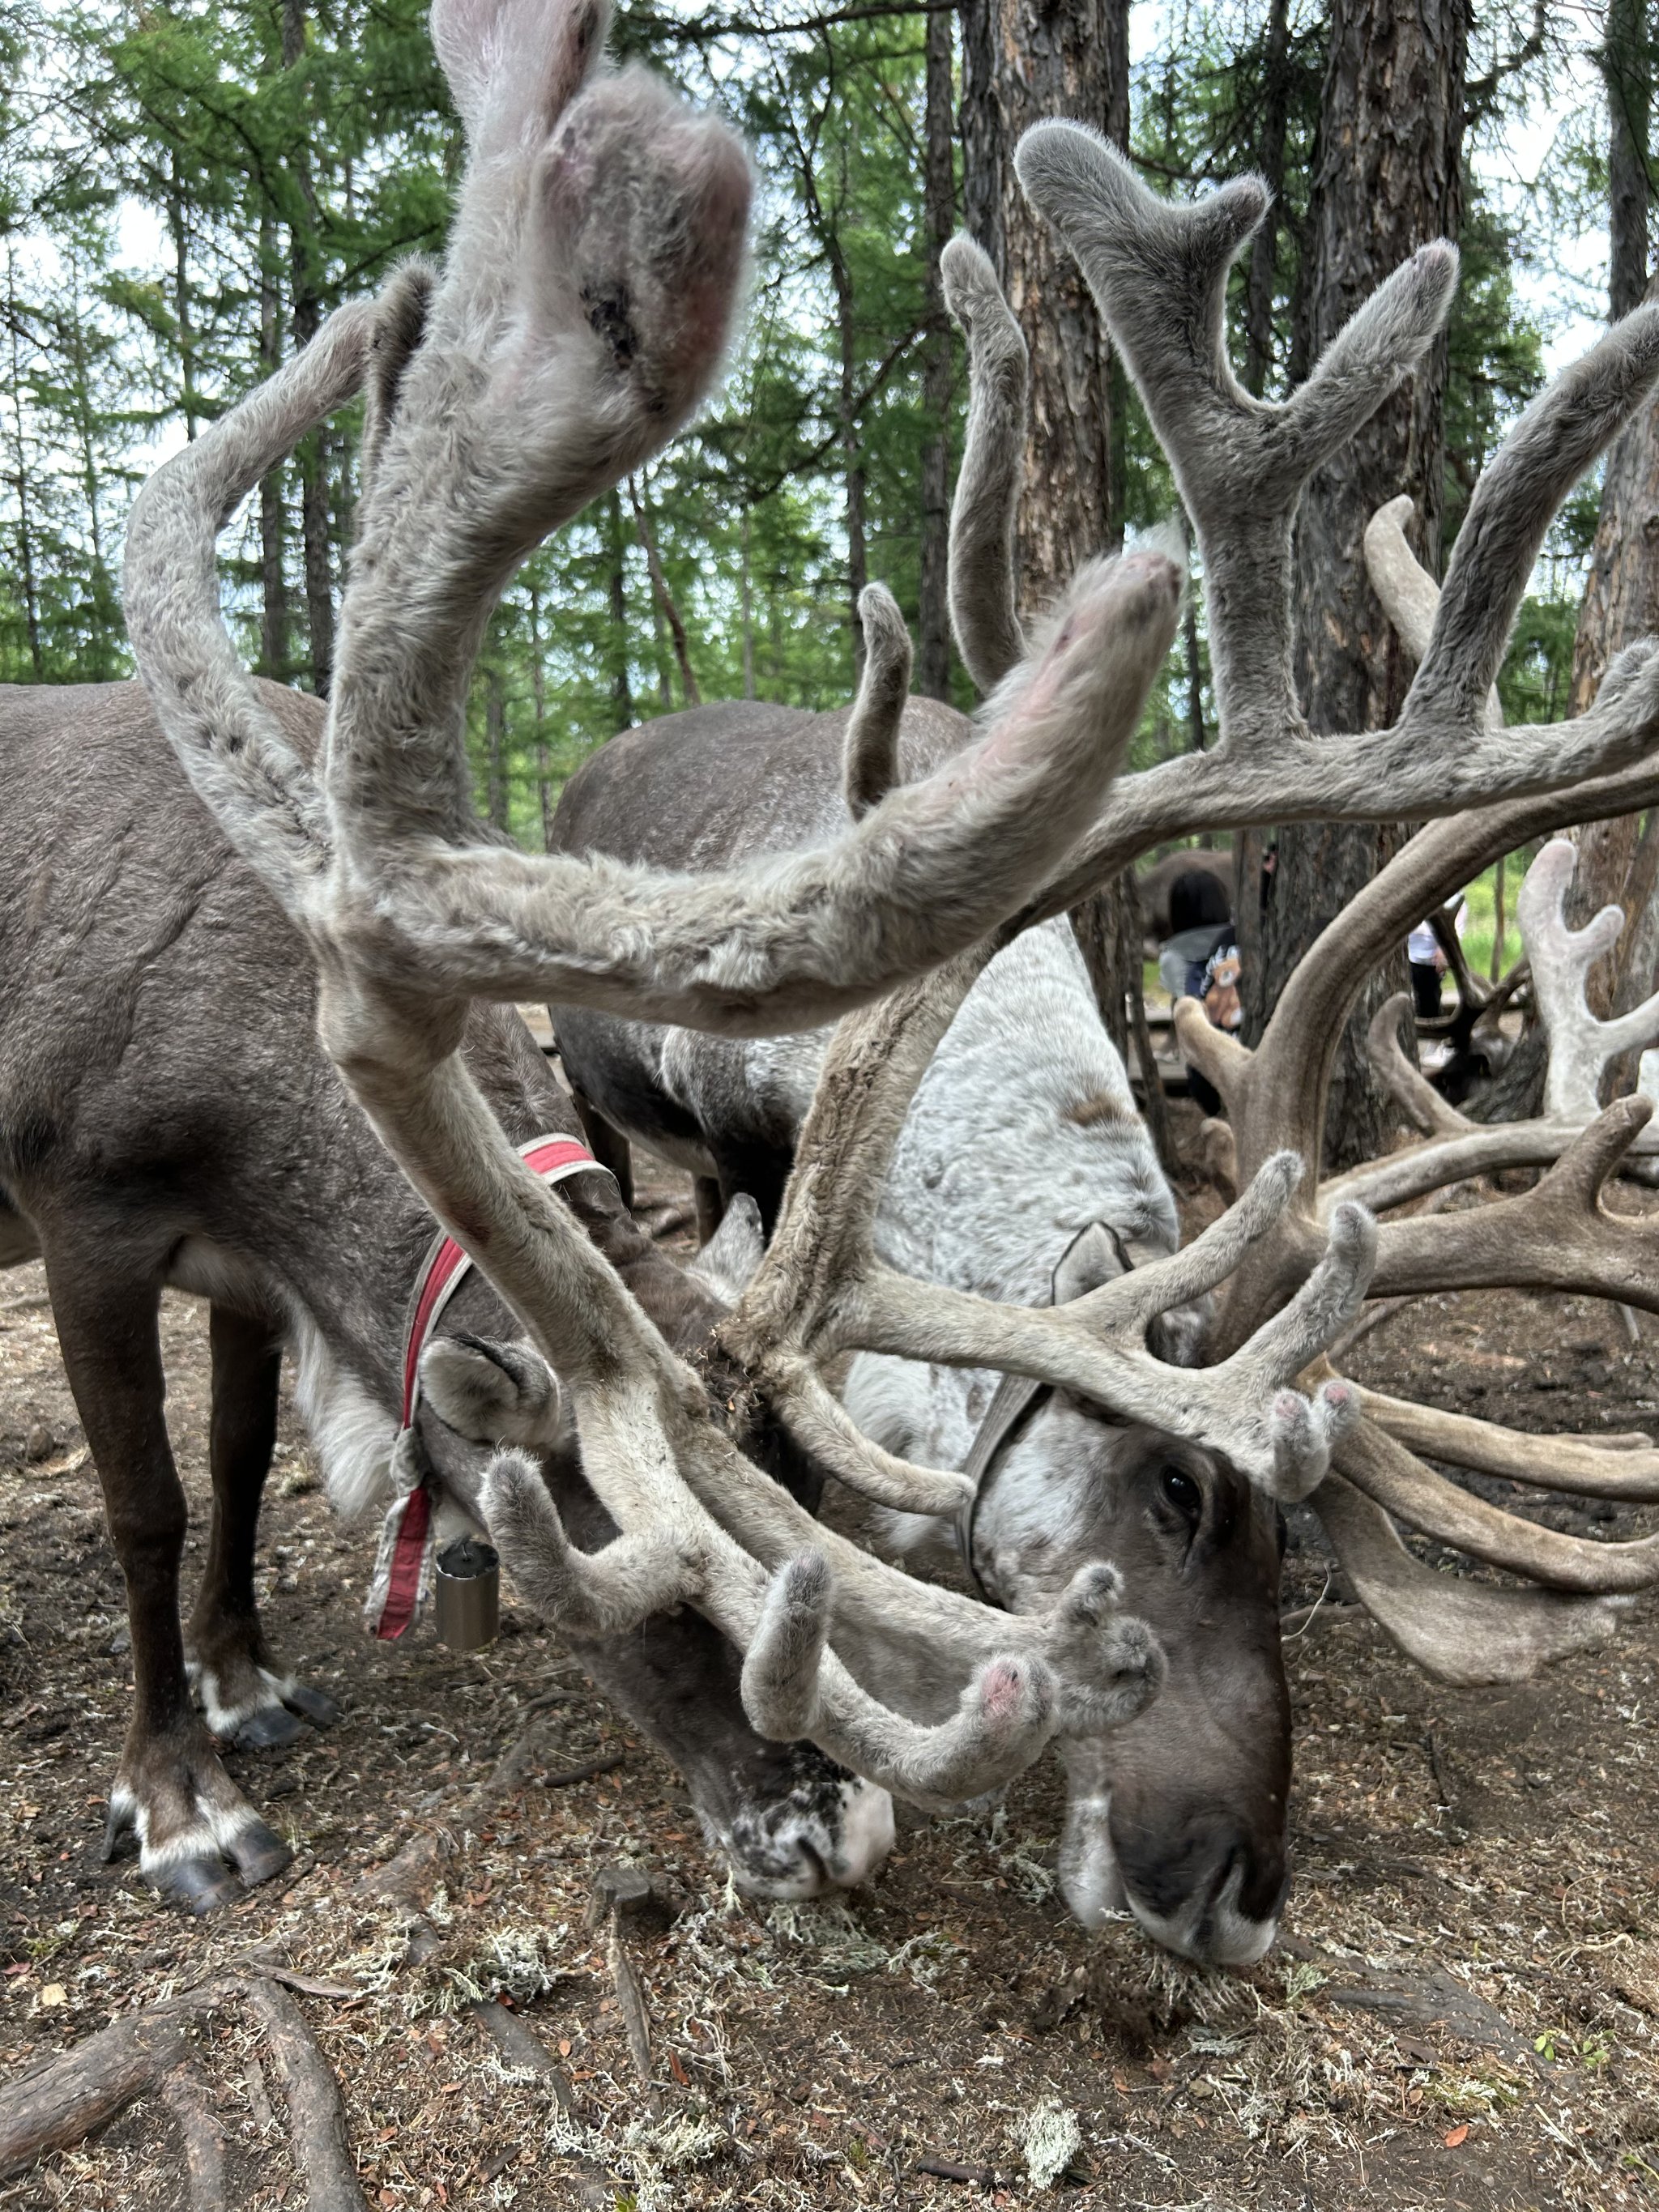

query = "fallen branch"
[916, 2154, 994, 2185]
[605, 1920, 652, 2087]
[243, 1976, 371, 2212]
[0, 1980, 232, 2182]
[471, 2001, 575, 2113]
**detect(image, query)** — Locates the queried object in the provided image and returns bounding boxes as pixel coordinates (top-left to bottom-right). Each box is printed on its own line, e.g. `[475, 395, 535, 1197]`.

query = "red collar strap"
[371, 1133, 612, 1643]
[399, 1134, 613, 1427]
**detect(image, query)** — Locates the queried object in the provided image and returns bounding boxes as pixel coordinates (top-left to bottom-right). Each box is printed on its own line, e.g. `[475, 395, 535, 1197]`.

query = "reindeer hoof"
[161, 1857, 246, 1916]
[280, 1680, 341, 1728]
[232, 1818, 293, 1889]
[231, 1704, 308, 1751]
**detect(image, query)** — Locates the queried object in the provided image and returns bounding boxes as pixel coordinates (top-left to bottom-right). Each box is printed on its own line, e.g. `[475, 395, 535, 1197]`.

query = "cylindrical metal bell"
[433, 1536, 500, 1652]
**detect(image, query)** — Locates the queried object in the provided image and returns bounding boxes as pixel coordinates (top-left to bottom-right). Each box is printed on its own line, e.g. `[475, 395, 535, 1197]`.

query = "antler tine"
[1413, 304, 1659, 731]
[1335, 1420, 1659, 1596]
[1004, 161, 1659, 932]
[123, 296, 375, 914]
[1311, 1474, 1625, 1687]
[1354, 1389, 1659, 1503]
[1368, 1096, 1659, 1311]
[940, 232, 1030, 692]
[123, 0, 1192, 1819]
[1518, 839, 1659, 1120]
[842, 584, 911, 818]
[804, 1151, 1371, 1503]
[1014, 121, 1456, 760]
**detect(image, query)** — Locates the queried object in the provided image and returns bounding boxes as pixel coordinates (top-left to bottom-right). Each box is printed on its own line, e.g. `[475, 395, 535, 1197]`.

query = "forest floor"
[1, 1114, 1657, 2212]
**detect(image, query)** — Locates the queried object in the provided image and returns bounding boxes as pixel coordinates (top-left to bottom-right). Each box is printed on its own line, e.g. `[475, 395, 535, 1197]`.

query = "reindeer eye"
[1159, 1466, 1201, 1518]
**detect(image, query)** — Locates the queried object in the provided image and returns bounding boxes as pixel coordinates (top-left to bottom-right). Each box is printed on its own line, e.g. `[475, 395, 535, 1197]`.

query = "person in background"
[1408, 916, 1446, 1020]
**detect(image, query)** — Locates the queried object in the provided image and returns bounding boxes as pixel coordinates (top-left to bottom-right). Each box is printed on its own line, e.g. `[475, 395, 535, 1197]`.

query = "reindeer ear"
[690, 1191, 766, 1305]
[420, 1333, 563, 1446]
[1051, 1221, 1128, 1305]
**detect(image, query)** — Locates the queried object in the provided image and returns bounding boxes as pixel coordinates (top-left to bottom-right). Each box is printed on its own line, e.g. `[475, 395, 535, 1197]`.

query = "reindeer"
[22, 0, 1659, 1957]
[0, 2, 1210, 1920]
[544, 197, 1659, 1957]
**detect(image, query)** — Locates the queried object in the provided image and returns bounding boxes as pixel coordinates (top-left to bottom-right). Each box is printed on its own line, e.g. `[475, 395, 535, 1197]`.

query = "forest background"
[1, 0, 1656, 1157]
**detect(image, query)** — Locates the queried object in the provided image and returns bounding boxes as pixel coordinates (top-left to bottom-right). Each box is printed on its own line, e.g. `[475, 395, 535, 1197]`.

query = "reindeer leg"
[41, 1245, 291, 1912]
[710, 1140, 792, 1244]
[186, 1304, 340, 1749]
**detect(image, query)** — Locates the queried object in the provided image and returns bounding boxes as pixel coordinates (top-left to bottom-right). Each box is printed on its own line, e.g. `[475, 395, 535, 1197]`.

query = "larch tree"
[957, 0, 1171, 1157]
[1244, 0, 1470, 1168]
[1564, 0, 1659, 1065]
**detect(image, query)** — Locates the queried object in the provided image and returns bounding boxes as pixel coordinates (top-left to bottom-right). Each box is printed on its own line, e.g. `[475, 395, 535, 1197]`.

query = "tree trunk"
[1608, 0, 1653, 322]
[258, 215, 288, 681]
[1563, 0, 1657, 1061]
[5, 246, 42, 682]
[484, 662, 509, 832]
[960, 0, 1126, 606]
[284, 0, 333, 696]
[167, 155, 199, 444]
[962, 0, 1141, 1101]
[1248, 0, 1469, 1171]
[606, 489, 634, 732]
[917, 2, 955, 701]
[829, 234, 868, 658]
[628, 475, 700, 707]
[529, 582, 554, 850]
[1243, 0, 1293, 397]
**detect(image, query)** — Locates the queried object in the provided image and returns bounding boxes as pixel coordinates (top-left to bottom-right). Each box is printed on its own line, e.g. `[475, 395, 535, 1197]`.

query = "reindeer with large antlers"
[547, 121, 1659, 1962]
[5, 2, 1654, 1948]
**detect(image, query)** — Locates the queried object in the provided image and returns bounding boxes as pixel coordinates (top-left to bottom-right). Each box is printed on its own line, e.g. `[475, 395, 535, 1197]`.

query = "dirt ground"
[2, 1122, 1657, 2212]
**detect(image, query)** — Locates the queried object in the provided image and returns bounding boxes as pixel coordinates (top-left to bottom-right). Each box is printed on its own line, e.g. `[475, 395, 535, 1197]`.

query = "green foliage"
[0, 0, 1609, 845]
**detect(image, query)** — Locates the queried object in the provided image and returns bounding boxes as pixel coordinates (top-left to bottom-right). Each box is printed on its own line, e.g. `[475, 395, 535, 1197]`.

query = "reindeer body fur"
[0, 680, 892, 1908]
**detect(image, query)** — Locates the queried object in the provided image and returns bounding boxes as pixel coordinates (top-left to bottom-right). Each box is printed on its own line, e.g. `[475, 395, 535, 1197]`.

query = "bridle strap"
[955, 1223, 1134, 1603]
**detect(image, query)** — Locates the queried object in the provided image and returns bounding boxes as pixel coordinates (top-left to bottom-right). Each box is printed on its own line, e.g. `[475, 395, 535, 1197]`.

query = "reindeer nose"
[719, 1775, 895, 1900]
[1112, 1812, 1288, 1967]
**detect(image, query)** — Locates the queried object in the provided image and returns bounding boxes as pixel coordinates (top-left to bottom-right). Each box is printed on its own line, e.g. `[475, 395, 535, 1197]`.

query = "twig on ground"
[242, 1976, 370, 2212]
[916, 2154, 993, 2185]
[605, 1919, 652, 2087]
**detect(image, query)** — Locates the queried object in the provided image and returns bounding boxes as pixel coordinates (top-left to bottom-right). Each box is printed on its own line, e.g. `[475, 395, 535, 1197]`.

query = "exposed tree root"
[471, 2001, 575, 2113]
[162, 2059, 229, 2212]
[243, 1975, 370, 2212]
[0, 1980, 232, 2181]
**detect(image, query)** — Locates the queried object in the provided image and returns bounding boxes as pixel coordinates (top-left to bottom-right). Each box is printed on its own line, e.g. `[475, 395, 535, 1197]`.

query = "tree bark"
[1607, 0, 1653, 323]
[1249, 0, 1469, 1170]
[917, 2, 955, 701]
[1243, 0, 1293, 397]
[484, 661, 509, 831]
[960, 0, 1126, 605]
[284, 0, 333, 696]
[961, 0, 1140, 1094]
[628, 475, 700, 707]
[258, 215, 288, 681]
[1563, 1, 1657, 1064]
[606, 488, 635, 732]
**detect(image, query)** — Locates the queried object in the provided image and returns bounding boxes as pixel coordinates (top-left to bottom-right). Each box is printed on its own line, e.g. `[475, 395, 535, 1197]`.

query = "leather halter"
[955, 1224, 1132, 1605]
[372, 1132, 615, 1642]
